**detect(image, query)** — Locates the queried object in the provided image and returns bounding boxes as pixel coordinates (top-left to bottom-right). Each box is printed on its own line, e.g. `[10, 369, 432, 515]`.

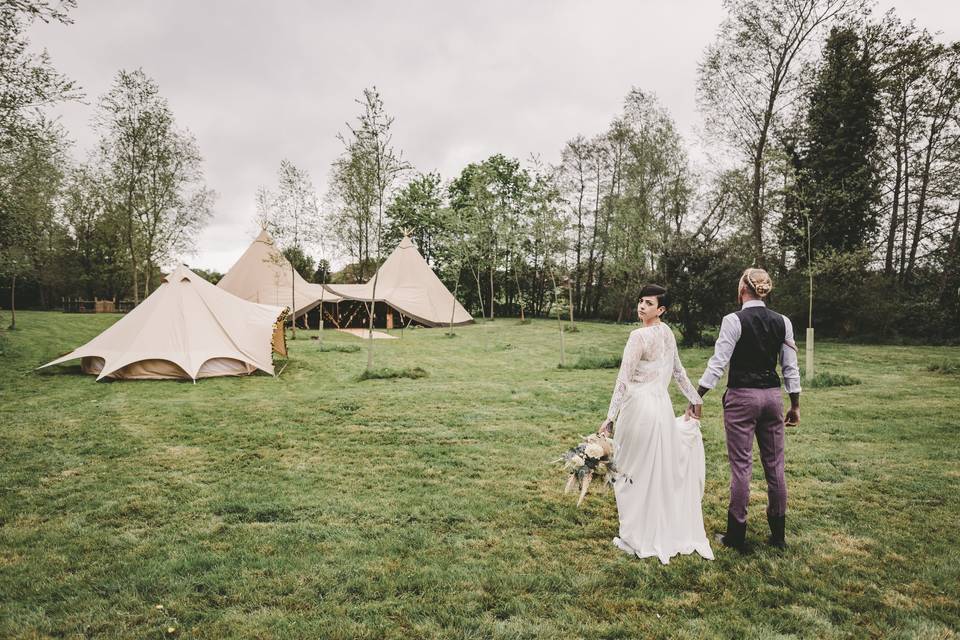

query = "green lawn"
[1, 311, 958, 639]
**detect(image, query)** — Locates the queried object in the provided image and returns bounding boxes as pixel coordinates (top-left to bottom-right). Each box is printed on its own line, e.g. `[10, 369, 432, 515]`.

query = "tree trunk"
[128, 232, 139, 306]
[471, 267, 485, 319]
[515, 269, 525, 322]
[899, 151, 910, 279]
[366, 274, 379, 370]
[290, 263, 297, 340]
[906, 124, 936, 280]
[448, 277, 461, 335]
[885, 131, 903, 276]
[551, 271, 565, 367]
[8, 275, 16, 330]
[750, 152, 765, 267]
[939, 200, 960, 303]
[488, 265, 495, 320]
[584, 162, 602, 317]
[575, 177, 585, 316]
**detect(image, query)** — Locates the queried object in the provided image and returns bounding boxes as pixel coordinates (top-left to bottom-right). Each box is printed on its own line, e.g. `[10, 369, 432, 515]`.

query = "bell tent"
[39, 265, 288, 381]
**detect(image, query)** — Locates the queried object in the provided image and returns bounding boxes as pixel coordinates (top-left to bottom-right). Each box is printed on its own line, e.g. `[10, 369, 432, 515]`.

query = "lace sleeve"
[672, 340, 703, 406]
[606, 329, 645, 421]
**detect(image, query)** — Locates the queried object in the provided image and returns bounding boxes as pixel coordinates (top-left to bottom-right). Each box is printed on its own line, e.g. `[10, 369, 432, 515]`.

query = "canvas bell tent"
[322, 235, 473, 328]
[39, 265, 288, 381]
[217, 229, 339, 324]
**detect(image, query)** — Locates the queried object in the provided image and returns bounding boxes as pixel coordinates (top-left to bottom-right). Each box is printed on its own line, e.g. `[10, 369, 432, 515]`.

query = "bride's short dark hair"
[639, 284, 670, 309]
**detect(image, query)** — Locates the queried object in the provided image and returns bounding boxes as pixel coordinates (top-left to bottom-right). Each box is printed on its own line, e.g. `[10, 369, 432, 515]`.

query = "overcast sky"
[31, 0, 960, 272]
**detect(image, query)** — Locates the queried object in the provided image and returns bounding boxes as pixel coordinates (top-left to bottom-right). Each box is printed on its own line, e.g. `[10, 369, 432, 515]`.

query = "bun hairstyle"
[740, 268, 773, 298]
[639, 284, 670, 310]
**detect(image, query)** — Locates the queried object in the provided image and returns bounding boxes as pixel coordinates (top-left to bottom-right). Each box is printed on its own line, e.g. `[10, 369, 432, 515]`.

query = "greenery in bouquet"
[555, 432, 617, 506]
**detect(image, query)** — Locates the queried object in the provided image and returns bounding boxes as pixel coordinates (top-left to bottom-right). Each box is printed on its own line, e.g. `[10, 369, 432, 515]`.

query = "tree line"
[2, 0, 959, 344]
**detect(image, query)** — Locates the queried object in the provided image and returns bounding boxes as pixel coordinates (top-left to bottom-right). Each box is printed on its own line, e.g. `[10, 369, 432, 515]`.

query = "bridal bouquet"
[555, 432, 617, 506]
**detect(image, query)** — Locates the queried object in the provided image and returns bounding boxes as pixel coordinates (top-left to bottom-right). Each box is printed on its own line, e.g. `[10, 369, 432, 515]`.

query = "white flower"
[584, 443, 604, 459]
[570, 455, 585, 467]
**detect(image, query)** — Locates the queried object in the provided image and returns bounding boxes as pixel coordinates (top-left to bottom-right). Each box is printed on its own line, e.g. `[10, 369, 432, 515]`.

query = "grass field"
[1, 311, 958, 639]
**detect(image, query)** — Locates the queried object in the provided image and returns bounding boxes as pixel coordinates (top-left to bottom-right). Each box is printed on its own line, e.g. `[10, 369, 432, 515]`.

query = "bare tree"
[257, 160, 321, 340]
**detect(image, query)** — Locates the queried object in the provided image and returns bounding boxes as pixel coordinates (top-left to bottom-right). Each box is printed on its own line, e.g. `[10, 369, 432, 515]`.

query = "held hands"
[684, 403, 702, 422]
[785, 407, 800, 427]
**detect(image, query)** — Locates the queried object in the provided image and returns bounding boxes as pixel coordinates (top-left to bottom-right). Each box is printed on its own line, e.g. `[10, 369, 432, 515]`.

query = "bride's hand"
[598, 419, 613, 435]
[684, 403, 702, 421]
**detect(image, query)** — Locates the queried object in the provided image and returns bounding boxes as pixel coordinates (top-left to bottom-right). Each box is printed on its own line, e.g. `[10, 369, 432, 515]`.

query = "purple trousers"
[722, 387, 787, 524]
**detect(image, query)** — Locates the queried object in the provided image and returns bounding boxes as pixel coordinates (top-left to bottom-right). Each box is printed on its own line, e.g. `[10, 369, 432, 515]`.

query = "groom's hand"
[684, 403, 702, 421]
[785, 407, 800, 427]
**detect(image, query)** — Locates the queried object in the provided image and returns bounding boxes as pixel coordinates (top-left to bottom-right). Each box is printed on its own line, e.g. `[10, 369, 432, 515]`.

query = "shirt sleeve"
[698, 313, 741, 390]
[606, 329, 645, 421]
[780, 315, 802, 394]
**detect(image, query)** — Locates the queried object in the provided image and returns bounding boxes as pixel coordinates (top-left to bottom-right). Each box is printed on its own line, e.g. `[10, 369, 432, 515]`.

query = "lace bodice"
[606, 323, 703, 420]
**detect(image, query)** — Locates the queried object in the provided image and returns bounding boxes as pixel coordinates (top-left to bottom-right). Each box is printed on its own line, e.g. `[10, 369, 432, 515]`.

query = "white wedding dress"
[606, 322, 714, 564]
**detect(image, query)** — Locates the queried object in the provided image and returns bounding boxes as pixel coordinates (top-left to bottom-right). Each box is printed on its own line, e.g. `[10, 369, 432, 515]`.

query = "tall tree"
[559, 136, 590, 315]
[95, 69, 212, 304]
[798, 26, 881, 256]
[384, 171, 444, 265]
[904, 42, 960, 280]
[698, 0, 870, 266]
[332, 87, 408, 369]
[872, 13, 934, 276]
[0, 0, 78, 328]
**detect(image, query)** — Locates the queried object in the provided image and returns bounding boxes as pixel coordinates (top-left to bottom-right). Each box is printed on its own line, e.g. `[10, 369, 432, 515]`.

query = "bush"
[809, 372, 862, 388]
[358, 367, 428, 381]
[559, 354, 622, 370]
[316, 342, 361, 353]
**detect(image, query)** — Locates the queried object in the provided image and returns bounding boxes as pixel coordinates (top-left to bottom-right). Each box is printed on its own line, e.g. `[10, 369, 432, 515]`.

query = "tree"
[903, 42, 960, 280]
[449, 155, 528, 320]
[95, 69, 212, 304]
[190, 268, 223, 284]
[662, 235, 742, 345]
[257, 159, 322, 338]
[282, 246, 315, 281]
[384, 171, 444, 265]
[560, 136, 591, 315]
[798, 27, 881, 256]
[313, 258, 330, 284]
[331, 88, 408, 369]
[698, 0, 871, 266]
[0, 119, 66, 327]
[0, 0, 78, 329]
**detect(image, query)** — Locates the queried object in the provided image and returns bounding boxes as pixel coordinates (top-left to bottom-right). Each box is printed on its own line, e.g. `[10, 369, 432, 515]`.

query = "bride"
[599, 284, 714, 564]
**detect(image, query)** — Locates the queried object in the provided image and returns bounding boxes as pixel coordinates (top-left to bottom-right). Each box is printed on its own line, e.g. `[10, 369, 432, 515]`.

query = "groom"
[687, 268, 801, 551]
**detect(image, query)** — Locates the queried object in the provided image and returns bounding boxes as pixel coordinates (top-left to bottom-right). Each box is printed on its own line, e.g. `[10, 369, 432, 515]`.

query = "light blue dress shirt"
[698, 300, 802, 394]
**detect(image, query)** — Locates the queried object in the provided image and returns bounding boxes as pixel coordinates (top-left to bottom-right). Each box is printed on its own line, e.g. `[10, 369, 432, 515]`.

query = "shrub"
[316, 343, 361, 353]
[926, 361, 960, 375]
[809, 372, 861, 388]
[358, 367, 428, 381]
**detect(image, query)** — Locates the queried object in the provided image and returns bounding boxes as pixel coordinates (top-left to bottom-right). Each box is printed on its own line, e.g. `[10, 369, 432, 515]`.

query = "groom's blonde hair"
[740, 268, 773, 298]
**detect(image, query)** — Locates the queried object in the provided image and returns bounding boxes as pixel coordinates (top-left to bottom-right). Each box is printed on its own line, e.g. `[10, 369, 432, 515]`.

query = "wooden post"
[806, 327, 815, 381]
